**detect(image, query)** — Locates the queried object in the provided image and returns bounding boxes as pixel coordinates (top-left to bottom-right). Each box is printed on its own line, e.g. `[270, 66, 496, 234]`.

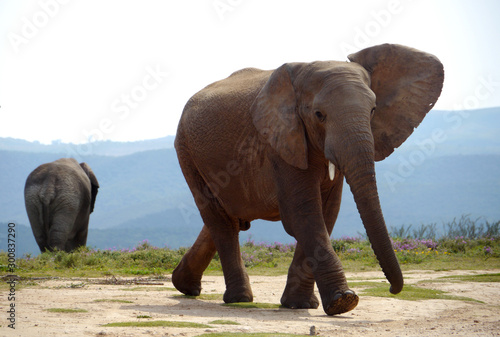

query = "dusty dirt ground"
[3, 269, 500, 337]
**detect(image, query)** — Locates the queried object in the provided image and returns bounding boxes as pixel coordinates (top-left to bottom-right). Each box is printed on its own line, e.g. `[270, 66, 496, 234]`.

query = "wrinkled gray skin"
[172, 44, 444, 315]
[24, 158, 99, 253]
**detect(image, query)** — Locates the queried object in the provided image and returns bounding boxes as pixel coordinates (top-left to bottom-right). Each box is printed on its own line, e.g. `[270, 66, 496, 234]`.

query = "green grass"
[209, 320, 240, 325]
[103, 320, 211, 328]
[93, 299, 134, 303]
[46, 308, 88, 313]
[176, 293, 224, 301]
[0, 216, 498, 279]
[437, 273, 500, 283]
[123, 286, 172, 292]
[0, 240, 185, 277]
[352, 281, 483, 303]
[222, 302, 281, 309]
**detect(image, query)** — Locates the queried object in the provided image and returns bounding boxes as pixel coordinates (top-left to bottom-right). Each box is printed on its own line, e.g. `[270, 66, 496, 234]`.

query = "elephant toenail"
[333, 293, 342, 301]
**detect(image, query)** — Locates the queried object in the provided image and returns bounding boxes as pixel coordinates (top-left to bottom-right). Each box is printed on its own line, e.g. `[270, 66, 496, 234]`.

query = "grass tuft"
[93, 299, 133, 303]
[209, 320, 240, 325]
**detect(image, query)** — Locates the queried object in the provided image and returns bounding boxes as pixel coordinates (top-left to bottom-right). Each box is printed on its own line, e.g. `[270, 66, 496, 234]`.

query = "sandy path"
[3, 269, 500, 336]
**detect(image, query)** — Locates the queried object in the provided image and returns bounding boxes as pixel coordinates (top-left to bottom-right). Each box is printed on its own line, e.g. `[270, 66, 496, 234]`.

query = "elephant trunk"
[331, 135, 403, 294]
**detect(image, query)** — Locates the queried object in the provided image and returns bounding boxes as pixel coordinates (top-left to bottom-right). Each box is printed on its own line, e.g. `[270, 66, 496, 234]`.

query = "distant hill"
[0, 136, 175, 156]
[1, 108, 499, 255]
[392, 108, 500, 156]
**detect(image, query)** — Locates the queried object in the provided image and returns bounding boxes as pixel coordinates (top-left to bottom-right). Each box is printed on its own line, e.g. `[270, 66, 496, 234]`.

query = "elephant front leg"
[293, 227, 358, 315]
[282, 179, 344, 310]
[277, 180, 358, 314]
[281, 243, 319, 309]
[281, 237, 358, 314]
[172, 225, 216, 296]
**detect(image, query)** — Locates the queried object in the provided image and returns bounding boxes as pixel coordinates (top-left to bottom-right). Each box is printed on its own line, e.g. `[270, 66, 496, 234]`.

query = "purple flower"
[391, 238, 439, 252]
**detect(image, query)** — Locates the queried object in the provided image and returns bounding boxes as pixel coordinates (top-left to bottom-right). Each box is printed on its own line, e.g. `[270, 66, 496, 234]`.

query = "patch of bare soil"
[3, 269, 500, 336]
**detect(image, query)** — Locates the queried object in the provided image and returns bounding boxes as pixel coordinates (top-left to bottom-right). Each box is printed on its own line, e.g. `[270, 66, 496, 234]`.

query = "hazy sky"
[1, 0, 499, 144]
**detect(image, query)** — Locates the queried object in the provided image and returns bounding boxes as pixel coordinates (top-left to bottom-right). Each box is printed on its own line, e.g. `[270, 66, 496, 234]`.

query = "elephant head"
[80, 162, 99, 213]
[251, 44, 444, 295]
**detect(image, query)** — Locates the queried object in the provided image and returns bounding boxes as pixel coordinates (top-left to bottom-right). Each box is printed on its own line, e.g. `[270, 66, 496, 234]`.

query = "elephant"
[172, 44, 444, 315]
[24, 158, 99, 253]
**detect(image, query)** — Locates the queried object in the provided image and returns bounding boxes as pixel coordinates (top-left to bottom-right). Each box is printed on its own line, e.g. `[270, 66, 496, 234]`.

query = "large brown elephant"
[172, 44, 444, 315]
[24, 158, 99, 253]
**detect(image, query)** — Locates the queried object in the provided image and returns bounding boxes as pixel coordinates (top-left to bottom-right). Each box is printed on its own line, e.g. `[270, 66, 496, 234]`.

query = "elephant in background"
[172, 44, 444, 315]
[24, 158, 99, 253]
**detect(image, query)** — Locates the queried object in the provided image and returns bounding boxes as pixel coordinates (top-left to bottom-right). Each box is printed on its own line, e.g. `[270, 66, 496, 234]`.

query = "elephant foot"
[281, 292, 320, 309]
[172, 262, 202, 296]
[324, 290, 359, 316]
[223, 286, 253, 303]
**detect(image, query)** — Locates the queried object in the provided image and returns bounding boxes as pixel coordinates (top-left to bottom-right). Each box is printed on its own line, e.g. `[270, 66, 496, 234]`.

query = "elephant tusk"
[329, 161, 335, 181]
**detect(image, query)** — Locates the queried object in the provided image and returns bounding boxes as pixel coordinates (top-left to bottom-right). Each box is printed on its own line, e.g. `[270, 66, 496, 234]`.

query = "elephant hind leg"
[75, 228, 88, 248]
[173, 150, 218, 296]
[66, 213, 89, 252]
[47, 212, 76, 252]
[37, 240, 51, 253]
[212, 216, 253, 304]
[174, 150, 252, 302]
[33, 229, 49, 253]
[65, 228, 88, 253]
[177, 192, 253, 303]
[26, 202, 50, 252]
[172, 225, 216, 296]
[197, 199, 253, 303]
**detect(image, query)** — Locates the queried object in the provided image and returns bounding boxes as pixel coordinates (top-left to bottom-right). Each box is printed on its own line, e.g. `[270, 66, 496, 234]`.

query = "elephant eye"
[315, 110, 326, 122]
[370, 107, 376, 117]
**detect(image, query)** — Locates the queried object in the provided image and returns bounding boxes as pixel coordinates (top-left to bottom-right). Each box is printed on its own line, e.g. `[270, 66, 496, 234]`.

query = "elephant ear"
[348, 44, 444, 161]
[80, 162, 99, 213]
[250, 63, 308, 169]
